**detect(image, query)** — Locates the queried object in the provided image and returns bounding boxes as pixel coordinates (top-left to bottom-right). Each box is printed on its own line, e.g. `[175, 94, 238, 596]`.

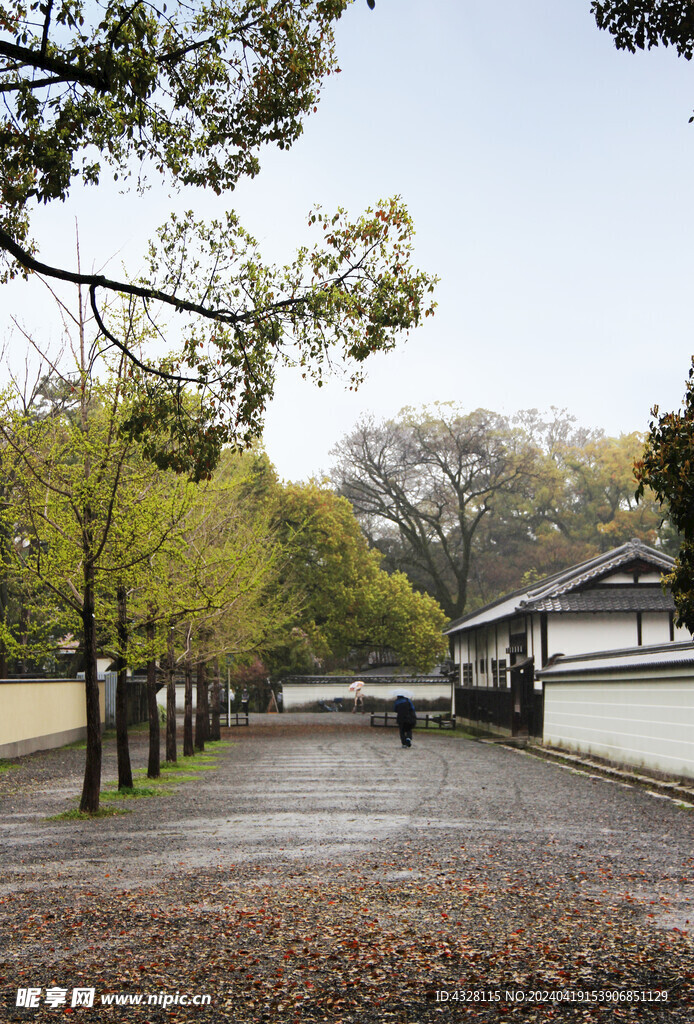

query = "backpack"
[404, 699, 417, 727]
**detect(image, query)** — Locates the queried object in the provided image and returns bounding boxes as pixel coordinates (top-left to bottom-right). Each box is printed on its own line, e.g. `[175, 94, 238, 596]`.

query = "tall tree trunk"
[166, 624, 177, 763]
[79, 558, 102, 813]
[18, 602, 29, 674]
[183, 632, 194, 757]
[210, 656, 221, 741]
[77, 320, 101, 813]
[146, 614, 160, 779]
[0, 496, 10, 679]
[116, 584, 133, 790]
[201, 655, 210, 741]
[0, 573, 7, 679]
[195, 656, 207, 751]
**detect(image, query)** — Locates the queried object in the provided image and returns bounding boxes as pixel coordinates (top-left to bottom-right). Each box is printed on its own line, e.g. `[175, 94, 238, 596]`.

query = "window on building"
[492, 658, 507, 687]
[461, 663, 473, 686]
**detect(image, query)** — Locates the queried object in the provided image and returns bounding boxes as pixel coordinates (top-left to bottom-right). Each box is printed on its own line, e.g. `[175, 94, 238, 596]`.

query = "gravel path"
[0, 716, 692, 1022]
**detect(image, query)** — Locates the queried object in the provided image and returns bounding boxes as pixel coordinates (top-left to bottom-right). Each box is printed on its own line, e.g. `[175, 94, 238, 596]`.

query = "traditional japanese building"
[444, 538, 689, 736]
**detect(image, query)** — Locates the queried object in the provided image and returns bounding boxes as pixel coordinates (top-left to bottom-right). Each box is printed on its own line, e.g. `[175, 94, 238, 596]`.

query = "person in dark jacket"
[394, 694, 416, 748]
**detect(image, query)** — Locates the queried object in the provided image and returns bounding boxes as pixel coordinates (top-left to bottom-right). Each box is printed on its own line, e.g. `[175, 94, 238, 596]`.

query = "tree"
[471, 411, 674, 602]
[332, 405, 673, 619]
[144, 444, 292, 754]
[635, 361, 694, 630]
[592, 2, 694, 61]
[1, 1, 435, 474]
[331, 406, 537, 620]
[0, 347, 190, 811]
[272, 482, 447, 673]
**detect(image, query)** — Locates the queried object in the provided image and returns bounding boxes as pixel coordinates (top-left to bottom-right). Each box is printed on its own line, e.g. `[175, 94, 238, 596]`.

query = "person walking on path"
[241, 687, 249, 714]
[394, 693, 417, 747]
[350, 680, 364, 713]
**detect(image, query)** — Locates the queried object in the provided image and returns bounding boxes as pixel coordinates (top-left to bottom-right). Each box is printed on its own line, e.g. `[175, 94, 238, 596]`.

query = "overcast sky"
[5, 1, 694, 481]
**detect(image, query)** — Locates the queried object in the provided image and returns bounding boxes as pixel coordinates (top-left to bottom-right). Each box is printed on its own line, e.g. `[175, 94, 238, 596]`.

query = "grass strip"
[48, 807, 128, 820]
[415, 725, 479, 741]
[101, 785, 164, 800]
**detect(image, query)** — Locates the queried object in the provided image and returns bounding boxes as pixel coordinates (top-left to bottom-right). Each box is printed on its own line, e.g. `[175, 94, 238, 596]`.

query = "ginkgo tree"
[96, 460, 195, 790]
[133, 445, 292, 758]
[175, 450, 292, 754]
[0, 349, 192, 812]
[1, 0, 436, 477]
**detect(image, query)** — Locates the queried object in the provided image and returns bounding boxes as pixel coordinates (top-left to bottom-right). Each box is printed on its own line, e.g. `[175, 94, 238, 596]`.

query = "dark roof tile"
[528, 587, 674, 614]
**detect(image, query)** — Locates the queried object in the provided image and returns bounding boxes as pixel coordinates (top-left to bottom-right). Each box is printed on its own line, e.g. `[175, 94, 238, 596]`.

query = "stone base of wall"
[454, 715, 513, 738]
[0, 726, 87, 760]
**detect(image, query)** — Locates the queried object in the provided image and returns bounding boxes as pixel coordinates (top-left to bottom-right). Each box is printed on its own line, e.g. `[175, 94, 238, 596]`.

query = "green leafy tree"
[1, 0, 435, 473]
[635, 362, 694, 630]
[332, 405, 672, 618]
[273, 482, 447, 673]
[0, 351, 190, 811]
[146, 445, 293, 754]
[592, 2, 694, 62]
[97, 460, 193, 787]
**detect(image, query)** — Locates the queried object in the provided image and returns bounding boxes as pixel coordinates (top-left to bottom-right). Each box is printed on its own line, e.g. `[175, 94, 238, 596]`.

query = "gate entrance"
[510, 657, 535, 737]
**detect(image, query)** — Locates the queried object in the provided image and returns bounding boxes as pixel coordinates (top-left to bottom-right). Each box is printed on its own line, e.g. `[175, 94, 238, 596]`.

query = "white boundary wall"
[282, 678, 451, 711]
[543, 668, 694, 780]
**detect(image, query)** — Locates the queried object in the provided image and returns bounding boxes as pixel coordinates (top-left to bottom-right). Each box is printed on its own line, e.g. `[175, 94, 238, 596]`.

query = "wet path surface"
[0, 717, 693, 1021]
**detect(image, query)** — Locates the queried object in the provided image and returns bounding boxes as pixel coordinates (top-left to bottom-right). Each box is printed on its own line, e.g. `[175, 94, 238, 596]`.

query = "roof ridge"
[445, 539, 674, 634]
[522, 539, 673, 604]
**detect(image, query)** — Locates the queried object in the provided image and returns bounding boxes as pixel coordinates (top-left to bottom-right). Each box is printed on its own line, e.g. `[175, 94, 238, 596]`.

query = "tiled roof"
[445, 538, 674, 634]
[528, 587, 675, 614]
[521, 540, 672, 603]
[537, 641, 694, 678]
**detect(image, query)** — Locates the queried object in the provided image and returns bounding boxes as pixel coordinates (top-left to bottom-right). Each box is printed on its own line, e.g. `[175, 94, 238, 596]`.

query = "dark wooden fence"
[454, 687, 544, 738]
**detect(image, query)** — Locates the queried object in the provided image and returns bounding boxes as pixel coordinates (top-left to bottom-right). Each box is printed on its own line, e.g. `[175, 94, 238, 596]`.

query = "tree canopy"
[331, 406, 539, 620]
[272, 481, 448, 674]
[635, 361, 694, 630]
[592, 1, 694, 60]
[1, 0, 435, 473]
[332, 405, 673, 620]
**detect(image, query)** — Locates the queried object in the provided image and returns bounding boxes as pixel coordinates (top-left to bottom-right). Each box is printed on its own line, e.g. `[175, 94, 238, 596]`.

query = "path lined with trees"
[0, 720, 692, 1021]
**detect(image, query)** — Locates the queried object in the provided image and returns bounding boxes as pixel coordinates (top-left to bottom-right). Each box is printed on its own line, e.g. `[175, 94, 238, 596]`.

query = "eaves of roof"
[520, 541, 673, 605]
[525, 587, 674, 614]
[444, 539, 674, 635]
[536, 641, 694, 678]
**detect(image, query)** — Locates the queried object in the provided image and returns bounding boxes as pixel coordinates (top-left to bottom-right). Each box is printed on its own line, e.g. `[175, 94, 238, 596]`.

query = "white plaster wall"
[156, 683, 201, 711]
[544, 676, 694, 779]
[641, 613, 672, 647]
[530, 615, 541, 665]
[282, 680, 451, 710]
[547, 614, 637, 658]
[599, 572, 663, 584]
[675, 622, 692, 642]
[468, 623, 516, 689]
